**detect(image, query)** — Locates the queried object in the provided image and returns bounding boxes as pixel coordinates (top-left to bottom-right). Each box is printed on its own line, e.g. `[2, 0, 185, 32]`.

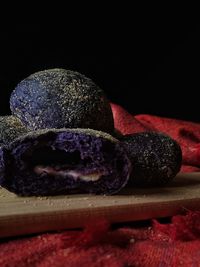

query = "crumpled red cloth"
[1, 103, 200, 267]
[111, 103, 200, 172]
[1, 212, 200, 267]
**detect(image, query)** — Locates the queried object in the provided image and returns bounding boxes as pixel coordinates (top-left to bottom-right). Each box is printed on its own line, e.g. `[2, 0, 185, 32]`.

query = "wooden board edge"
[0, 198, 200, 238]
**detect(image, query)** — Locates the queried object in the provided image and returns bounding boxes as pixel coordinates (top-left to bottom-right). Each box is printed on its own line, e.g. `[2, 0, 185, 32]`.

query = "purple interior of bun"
[1, 130, 131, 196]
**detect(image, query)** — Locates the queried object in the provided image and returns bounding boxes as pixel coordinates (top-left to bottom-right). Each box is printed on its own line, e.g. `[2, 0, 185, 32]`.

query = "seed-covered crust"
[10, 69, 114, 133]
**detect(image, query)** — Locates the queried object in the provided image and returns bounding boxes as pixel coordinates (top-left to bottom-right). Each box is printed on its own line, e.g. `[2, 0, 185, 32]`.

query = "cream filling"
[67, 170, 102, 181]
[34, 166, 102, 181]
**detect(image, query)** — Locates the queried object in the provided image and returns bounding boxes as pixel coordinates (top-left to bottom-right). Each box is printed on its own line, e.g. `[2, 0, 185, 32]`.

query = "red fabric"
[1, 212, 200, 266]
[1, 104, 200, 266]
[111, 103, 200, 172]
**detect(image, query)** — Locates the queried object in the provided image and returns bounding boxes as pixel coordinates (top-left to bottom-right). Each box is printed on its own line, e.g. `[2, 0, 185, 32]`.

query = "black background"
[1, 16, 200, 122]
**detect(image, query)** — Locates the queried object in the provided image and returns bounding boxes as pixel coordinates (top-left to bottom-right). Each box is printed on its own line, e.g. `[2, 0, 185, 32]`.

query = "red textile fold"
[1, 212, 200, 267]
[111, 103, 200, 172]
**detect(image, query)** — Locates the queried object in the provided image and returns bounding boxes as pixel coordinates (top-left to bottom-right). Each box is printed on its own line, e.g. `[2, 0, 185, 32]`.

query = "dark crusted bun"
[10, 69, 114, 133]
[0, 116, 27, 147]
[121, 132, 182, 187]
[0, 128, 131, 196]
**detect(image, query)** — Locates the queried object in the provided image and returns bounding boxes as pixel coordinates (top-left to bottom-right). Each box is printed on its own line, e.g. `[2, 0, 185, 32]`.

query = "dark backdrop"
[1, 18, 200, 122]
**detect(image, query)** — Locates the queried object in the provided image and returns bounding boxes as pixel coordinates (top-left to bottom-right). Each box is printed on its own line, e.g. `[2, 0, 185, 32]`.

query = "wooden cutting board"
[0, 172, 200, 238]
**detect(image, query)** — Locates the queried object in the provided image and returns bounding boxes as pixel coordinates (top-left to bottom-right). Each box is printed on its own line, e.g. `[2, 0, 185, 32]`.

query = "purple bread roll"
[0, 128, 131, 196]
[121, 132, 182, 187]
[10, 69, 114, 134]
[0, 116, 27, 147]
